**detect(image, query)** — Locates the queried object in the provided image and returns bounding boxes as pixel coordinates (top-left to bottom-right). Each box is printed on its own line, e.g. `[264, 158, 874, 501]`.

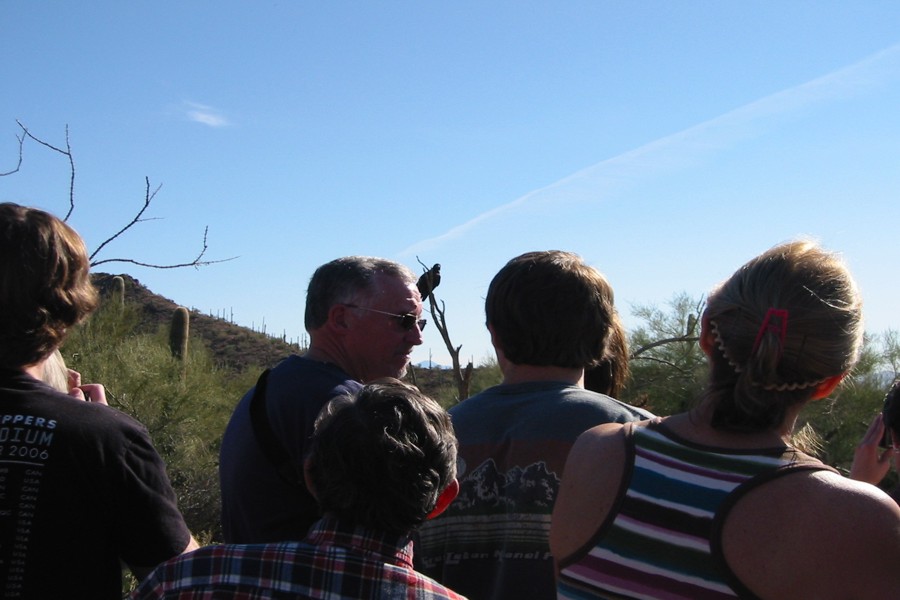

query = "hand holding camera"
[880, 380, 899, 449]
[66, 368, 109, 406]
[850, 380, 899, 487]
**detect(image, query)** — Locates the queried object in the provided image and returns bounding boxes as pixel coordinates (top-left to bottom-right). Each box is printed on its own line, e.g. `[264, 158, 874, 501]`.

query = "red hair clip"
[751, 308, 789, 356]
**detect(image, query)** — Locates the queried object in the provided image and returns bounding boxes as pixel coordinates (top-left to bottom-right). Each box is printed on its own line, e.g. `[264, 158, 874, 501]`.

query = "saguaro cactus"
[111, 276, 125, 314]
[169, 306, 190, 360]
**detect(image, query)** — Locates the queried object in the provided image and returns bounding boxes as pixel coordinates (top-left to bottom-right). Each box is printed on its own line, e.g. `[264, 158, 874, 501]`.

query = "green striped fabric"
[557, 422, 829, 600]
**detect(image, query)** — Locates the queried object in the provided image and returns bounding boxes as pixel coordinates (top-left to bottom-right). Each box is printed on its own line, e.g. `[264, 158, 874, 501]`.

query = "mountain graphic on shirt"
[449, 458, 559, 515]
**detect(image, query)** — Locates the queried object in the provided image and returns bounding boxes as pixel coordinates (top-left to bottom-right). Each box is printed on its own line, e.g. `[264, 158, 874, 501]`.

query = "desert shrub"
[469, 354, 502, 397]
[62, 300, 258, 543]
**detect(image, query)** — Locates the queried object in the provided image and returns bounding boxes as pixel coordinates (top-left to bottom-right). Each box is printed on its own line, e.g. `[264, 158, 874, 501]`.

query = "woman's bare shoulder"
[723, 468, 900, 598]
[550, 421, 634, 566]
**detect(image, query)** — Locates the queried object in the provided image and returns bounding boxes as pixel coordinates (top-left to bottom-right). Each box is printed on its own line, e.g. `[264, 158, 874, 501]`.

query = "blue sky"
[2, 2, 899, 367]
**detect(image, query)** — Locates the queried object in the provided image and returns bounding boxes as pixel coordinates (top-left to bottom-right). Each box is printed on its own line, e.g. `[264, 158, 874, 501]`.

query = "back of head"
[304, 256, 417, 332]
[486, 250, 620, 369]
[704, 240, 863, 432]
[583, 317, 631, 397]
[0, 203, 98, 368]
[306, 379, 457, 535]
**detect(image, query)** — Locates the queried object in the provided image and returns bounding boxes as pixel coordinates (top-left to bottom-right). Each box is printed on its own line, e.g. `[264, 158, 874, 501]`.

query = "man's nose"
[407, 321, 425, 345]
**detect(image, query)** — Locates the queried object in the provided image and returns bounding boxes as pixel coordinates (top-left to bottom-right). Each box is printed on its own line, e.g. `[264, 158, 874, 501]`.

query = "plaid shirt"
[131, 516, 467, 599]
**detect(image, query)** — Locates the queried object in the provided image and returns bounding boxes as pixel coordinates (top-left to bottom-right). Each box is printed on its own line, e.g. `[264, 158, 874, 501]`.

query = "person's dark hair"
[304, 256, 417, 331]
[306, 379, 457, 535]
[583, 314, 631, 397]
[703, 240, 863, 432]
[0, 203, 99, 368]
[486, 250, 620, 369]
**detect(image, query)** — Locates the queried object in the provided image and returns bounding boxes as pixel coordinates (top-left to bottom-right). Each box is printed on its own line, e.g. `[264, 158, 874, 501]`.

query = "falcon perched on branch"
[417, 263, 441, 298]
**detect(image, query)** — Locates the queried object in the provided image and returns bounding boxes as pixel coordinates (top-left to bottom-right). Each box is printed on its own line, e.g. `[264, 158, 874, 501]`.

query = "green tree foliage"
[621, 293, 707, 416]
[61, 299, 259, 542]
[469, 354, 502, 397]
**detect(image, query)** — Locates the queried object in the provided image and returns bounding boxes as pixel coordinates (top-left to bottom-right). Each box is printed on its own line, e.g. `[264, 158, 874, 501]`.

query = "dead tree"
[2, 120, 235, 270]
[417, 258, 473, 402]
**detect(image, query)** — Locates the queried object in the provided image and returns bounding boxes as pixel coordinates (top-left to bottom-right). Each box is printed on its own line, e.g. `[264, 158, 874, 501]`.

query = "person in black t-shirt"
[0, 202, 198, 599]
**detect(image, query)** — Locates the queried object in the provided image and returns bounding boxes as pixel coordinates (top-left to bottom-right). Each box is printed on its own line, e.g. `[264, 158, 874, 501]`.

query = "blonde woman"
[551, 241, 900, 599]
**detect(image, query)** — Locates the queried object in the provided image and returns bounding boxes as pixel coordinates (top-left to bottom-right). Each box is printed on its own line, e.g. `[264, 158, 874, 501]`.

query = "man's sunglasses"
[345, 305, 427, 331]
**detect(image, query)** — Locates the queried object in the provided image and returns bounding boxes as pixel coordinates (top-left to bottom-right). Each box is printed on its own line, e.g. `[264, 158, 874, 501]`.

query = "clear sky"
[2, 2, 899, 367]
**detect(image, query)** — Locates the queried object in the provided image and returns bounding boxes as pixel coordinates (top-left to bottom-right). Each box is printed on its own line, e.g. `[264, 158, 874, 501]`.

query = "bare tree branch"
[91, 225, 238, 269]
[0, 130, 25, 177]
[4, 121, 234, 271]
[631, 335, 700, 359]
[631, 354, 695, 375]
[16, 120, 76, 220]
[90, 256, 237, 269]
[416, 256, 472, 401]
[89, 176, 159, 261]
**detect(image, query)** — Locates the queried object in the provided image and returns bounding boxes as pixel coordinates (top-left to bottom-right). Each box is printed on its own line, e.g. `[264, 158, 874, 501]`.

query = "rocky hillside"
[92, 273, 300, 372]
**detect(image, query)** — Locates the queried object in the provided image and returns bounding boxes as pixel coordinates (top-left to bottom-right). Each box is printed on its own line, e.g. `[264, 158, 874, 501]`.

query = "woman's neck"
[665, 399, 798, 449]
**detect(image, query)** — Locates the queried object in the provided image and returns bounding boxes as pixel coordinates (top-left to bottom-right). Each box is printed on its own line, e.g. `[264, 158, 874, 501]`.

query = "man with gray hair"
[219, 256, 426, 543]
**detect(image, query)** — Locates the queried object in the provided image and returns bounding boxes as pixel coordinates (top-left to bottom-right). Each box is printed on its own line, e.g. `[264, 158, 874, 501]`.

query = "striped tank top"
[556, 421, 834, 599]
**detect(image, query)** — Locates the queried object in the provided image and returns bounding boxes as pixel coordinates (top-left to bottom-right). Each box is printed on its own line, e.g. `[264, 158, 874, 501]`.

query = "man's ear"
[487, 323, 508, 366]
[811, 373, 847, 400]
[326, 303, 351, 334]
[426, 479, 459, 520]
[303, 457, 318, 501]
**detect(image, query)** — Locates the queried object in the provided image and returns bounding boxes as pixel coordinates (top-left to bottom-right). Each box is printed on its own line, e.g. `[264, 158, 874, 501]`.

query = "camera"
[880, 380, 900, 448]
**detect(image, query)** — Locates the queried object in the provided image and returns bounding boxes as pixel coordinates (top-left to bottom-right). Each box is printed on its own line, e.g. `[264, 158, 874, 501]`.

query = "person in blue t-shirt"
[414, 250, 652, 600]
[219, 256, 426, 543]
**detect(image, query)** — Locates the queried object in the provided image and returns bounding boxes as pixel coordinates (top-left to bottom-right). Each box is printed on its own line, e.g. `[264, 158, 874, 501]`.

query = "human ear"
[326, 303, 351, 332]
[303, 457, 319, 501]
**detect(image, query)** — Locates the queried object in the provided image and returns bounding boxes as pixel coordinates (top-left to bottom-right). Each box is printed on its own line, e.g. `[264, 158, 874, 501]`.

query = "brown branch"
[16, 120, 76, 220]
[89, 256, 238, 270]
[631, 354, 696, 376]
[416, 256, 470, 400]
[89, 176, 158, 261]
[91, 226, 238, 269]
[0, 130, 25, 176]
[7, 120, 233, 272]
[630, 335, 700, 359]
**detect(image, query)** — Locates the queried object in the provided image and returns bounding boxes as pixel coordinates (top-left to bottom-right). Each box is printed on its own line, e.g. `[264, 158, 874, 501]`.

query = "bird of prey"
[417, 263, 441, 299]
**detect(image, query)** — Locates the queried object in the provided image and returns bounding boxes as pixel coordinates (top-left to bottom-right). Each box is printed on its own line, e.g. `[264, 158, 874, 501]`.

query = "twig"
[16, 120, 76, 220]
[0, 130, 25, 177]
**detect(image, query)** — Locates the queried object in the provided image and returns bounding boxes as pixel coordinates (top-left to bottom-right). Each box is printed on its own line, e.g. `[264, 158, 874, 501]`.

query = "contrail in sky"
[399, 43, 900, 258]
[183, 101, 231, 127]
